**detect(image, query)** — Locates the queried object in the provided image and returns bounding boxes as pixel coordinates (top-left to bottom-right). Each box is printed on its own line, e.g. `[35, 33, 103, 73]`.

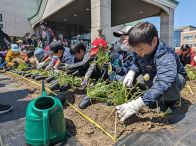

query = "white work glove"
[194, 56, 196, 63]
[116, 97, 145, 122]
[123, 70, 135, 87]
[53, 69, 60, 74]
[36, 62, 45, 69]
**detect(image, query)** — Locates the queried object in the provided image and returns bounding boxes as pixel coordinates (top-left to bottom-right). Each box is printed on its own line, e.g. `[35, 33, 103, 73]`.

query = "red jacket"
[180, 48, 196, 66]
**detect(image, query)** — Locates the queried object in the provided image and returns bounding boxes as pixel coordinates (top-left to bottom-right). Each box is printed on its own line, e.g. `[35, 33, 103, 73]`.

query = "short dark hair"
[49, 40, 64, 53]
[180, 44, 190, 51]
[128, 22, 158, 47]
[70, 42, 86, 54]
[40, 20, 47, 26]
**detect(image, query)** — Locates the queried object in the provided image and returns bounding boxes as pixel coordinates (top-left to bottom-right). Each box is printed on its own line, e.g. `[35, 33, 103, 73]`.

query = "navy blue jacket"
[130, 42, 186, 106]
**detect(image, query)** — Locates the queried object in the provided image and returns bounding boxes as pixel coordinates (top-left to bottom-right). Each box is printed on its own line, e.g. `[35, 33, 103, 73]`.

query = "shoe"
[45, 76, 55, 83]
[151, 100, 177, 115]
[78, 95, 91, 109]
[163, 100, 177, 115]
[60, 83, 71, 91]
[0, 104, 13, 115]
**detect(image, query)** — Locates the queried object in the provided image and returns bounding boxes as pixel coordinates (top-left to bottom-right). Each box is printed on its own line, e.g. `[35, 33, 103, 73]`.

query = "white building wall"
[0, 0, 40, 37]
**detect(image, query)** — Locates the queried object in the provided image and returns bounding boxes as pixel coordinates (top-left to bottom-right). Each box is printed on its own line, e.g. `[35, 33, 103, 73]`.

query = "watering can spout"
[42, 81, 47, 96]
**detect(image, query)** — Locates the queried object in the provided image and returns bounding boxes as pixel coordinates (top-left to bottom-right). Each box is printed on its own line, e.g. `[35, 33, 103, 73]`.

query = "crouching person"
[5, 44, 20, 67]
[45, 40, 64, 70]
[62, 39, 108, 88]
[116, 22, 187, 122]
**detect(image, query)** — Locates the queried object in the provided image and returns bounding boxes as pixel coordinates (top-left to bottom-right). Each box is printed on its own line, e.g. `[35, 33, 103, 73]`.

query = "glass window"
[189, 36, 193, 41]
[184, 35, 193, 41]
[0, 14, 2, 22]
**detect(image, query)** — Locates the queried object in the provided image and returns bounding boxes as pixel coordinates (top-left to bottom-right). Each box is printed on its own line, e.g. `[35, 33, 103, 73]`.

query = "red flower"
[90, 38, 107, 56]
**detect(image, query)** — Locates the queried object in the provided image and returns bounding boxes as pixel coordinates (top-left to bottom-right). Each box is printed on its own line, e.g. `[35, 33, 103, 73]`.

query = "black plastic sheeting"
[115, 104, 196, 146]
[0, 118, 82, 146]
[0, 74, 82, 146]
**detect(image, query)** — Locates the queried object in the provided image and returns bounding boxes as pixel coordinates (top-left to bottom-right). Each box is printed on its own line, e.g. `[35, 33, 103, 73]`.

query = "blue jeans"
[137, 74, 186, 101]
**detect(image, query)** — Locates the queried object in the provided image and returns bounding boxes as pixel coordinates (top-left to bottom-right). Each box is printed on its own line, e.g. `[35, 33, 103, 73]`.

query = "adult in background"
[40, 20, 54, 50]
[97, 28, 106, 40]
[0, 28, 11, 51]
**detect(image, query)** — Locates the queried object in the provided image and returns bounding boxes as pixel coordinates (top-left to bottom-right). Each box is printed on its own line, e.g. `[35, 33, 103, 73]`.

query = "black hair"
[128, 22, 158, 47]
[70, 42, 86, 54]
[49, 40, 64, 53]
[40, 20, 47, 26]
[25, 32, 31, 37]
[180, 44, 190, 51]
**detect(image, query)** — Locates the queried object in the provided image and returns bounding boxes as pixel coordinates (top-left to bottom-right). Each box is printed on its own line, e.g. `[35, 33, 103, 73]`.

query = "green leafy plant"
[87, 80, 146, 105]
[17, 63, 28, 71]
[186, 65, 196, 80]
[58, 73, 82, 87]
[95, 47, 110, 68]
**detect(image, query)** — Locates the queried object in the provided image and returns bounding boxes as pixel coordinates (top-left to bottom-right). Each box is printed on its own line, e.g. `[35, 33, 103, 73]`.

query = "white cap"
[11, 44, 19, 52]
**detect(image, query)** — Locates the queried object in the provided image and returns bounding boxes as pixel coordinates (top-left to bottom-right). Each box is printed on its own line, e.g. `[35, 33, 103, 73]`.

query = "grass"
[186, 65, 196, 80]
[87, 80, 147, 106]
[57, 73, 82, 87]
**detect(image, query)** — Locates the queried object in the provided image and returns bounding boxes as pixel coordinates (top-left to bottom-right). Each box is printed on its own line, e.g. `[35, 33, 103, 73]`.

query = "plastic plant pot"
[35, 76, 47, 81]
[4, 68, 11, 71]
[55, 93, 66, 105]
[59, 83, 71, 91]
[78, 95, 91, 109]
[31, 74, 39, 79]
[45, 76, 55, 83]
[71, 70, 80, 76]
[18, 71, 25, 75]
[24, 73, 32, 78]
[49, 80, 60, 91]
[12, 70, 17, 74]
[22, 72, 26, 76]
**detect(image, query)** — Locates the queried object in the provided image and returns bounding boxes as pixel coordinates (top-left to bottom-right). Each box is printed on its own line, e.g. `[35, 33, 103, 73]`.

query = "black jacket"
[0, 29, 11, 51]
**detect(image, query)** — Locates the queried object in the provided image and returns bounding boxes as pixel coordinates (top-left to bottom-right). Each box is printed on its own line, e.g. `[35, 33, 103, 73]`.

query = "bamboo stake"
[114, 112, 118, 141]
[187, 84, 194, 95]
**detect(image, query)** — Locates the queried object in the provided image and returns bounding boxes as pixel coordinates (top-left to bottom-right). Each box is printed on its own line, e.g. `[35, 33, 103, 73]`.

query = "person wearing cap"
[97, 28, 106, 40]
[16, 39, 24, 51]
[5, 44, 20, 67]
[40, 20, 54, 50]
[109, 26, 134, 81]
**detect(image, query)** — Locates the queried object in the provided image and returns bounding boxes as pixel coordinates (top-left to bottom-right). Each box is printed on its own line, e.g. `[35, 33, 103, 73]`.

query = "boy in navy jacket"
[116, 22, 186, 122]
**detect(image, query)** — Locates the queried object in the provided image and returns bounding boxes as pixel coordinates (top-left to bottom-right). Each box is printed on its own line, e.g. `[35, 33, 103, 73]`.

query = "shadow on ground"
[0, 89, 30, 123]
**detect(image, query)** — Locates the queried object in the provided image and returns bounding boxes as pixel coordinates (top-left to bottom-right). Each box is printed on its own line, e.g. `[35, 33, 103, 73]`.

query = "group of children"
[1, 21, 193, 122]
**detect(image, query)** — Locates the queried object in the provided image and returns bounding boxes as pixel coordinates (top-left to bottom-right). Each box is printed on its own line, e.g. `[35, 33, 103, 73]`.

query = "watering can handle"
[43, 110, 49, 145]
[42, 81, 47, 96]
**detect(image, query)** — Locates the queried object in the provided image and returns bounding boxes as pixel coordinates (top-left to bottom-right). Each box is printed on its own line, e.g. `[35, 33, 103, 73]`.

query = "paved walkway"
[0, 74, 81, 146]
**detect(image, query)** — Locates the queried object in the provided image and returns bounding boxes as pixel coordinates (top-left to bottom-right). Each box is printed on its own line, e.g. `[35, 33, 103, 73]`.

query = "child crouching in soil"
[116, 22, 187, 122]
[5, 44, 20, 67]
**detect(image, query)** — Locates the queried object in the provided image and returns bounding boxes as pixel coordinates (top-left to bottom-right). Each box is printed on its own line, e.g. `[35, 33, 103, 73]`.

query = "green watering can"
[25, 81, 66, 146]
